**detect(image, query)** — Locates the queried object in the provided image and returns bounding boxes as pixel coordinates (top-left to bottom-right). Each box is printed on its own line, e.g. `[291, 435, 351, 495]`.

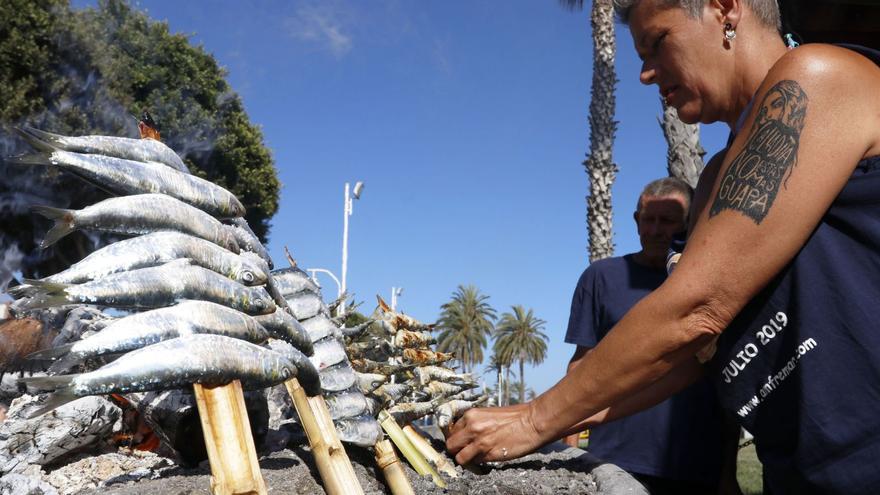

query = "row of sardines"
[6, 126, 322, 422]
[343, 298, 487, 430]
[5, 125, 485, 452]
[270, 271, 488, 446]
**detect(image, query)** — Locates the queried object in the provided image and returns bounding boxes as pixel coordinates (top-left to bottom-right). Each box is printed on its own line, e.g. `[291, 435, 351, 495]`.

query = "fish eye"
[253, 299, 265, 310]
[241, 271, 255, 283]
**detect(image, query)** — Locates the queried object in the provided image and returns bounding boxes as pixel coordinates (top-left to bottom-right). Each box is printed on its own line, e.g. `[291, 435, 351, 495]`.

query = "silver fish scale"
[71, 334, 296, 395]
[43, 231, 263, 285]
[223, 218, 273, 269]
[309, 337, 347, 371]
[325, 387, 371, 420]
[285, 292, 326, 320]
[299, 315, 340, 342]
[45, 150, 243, 217]
[70, 194, 239, 252]
[270, 266, 381, 443]
[62, 261, 275, 315]
[251, 308, 314, 355]
[270, 267, 320, 297]
[333, 414, 383, 448]
[63, 301, 269, 363]
[319, 361, 357, 392]
[23, 127, 190, 172]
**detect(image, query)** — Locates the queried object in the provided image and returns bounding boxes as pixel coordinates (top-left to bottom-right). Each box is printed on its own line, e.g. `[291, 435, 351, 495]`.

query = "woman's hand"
[444, 402, 544, 465]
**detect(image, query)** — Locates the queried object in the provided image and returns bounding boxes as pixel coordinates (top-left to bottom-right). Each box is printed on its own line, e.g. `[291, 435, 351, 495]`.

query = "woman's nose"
[639, 61, 656, 86]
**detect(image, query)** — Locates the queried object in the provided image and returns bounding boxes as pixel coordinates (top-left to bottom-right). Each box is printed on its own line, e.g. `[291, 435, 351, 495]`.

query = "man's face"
[635, 193, 688, 257]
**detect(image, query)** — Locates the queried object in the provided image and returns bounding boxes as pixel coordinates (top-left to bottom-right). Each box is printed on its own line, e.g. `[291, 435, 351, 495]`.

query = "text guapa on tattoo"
[709, 80, 808, 224]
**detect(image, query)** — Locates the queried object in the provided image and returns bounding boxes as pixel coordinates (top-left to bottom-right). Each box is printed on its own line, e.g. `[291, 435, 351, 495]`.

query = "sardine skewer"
[19, 334, 317, 418]
[30, 194, 239, 251]
[16, 260, 276, 316]
[27, 300, 272, 373]
[17, 126, 190, 173]
[16, 232, 264, 287]
[13, 138, 243, 217]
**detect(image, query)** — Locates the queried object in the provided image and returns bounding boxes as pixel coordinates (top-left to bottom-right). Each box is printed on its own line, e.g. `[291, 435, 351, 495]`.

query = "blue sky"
[76, 0, 730, 395]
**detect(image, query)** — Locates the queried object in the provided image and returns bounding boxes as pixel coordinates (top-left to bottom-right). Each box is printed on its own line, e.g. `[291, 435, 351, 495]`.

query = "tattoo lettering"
[709, 80, 808, 224]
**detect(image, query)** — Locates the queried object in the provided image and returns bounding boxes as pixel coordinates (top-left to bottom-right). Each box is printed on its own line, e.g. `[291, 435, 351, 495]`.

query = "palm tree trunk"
[584, 0, 618, 262]
[659, 97, 705, 187]
[518, 359, 525, 404]
[496, 365, 503, 407]
[504, 366, 511, 406]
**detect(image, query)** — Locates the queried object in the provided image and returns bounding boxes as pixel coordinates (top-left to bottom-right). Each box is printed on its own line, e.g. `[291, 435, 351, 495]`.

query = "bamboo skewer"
[378, 410, 446, 488]
[402, 424, 458, 478]
[374, 439, 415, 495]
[193, 380, 268, 495]
[285, 378, 365, 495]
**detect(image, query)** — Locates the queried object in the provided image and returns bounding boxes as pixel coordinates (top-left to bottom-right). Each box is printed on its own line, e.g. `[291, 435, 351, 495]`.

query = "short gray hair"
[613, 0, 781, 32]
[636, 177, 693, 214]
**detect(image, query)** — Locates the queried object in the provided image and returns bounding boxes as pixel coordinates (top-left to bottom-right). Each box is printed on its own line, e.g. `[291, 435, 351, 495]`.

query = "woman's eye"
[653, 33, 666, 52]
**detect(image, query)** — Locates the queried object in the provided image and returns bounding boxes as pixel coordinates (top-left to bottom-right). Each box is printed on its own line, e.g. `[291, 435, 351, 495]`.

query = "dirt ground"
[81, 435, 645, 495]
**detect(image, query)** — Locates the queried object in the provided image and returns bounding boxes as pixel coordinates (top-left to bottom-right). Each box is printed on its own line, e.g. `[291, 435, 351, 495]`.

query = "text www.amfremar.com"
[736, 337, 818, 418]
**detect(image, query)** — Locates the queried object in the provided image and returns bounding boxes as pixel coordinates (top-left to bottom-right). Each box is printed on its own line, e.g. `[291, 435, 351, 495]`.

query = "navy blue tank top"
[708, 45, 880, 494]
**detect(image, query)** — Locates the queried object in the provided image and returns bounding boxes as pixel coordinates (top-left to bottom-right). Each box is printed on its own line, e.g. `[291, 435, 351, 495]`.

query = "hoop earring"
[724, 23, 737, 42]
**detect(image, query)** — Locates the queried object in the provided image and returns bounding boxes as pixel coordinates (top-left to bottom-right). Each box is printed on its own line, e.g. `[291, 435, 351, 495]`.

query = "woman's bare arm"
[447, 45, 880, 464]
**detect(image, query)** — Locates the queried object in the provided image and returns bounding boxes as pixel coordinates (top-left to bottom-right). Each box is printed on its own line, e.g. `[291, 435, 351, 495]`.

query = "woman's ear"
[712, 0, 743, 28]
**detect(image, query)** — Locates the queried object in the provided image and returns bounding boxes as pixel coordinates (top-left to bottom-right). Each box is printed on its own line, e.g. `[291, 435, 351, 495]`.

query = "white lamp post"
[340, 181, 364, 316]
[390, 286, 403, 311]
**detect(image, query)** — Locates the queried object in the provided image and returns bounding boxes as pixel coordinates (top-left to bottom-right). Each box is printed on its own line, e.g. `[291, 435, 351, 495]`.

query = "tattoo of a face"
[709, 80, 808, 224]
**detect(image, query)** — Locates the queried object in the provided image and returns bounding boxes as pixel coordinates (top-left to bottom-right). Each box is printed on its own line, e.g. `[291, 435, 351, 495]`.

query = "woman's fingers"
[445, 405, 543, 464]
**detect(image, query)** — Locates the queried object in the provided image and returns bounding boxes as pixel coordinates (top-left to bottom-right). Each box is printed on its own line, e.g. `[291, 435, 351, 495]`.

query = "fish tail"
[46, 353, 80, 374]
[23, 389, 80, 419]
[26, 343, 74, 362]
[18, 373, 76, 392]
[31, 205, 77, 248]
[18, 126, 66, 150]
[15, 279, 72, 309]
[7, 151, 54, 167]
[5, 283, 37, 299]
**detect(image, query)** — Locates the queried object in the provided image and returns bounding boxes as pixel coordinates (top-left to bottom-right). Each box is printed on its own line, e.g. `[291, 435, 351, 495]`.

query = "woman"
[446, 0, 880, 492]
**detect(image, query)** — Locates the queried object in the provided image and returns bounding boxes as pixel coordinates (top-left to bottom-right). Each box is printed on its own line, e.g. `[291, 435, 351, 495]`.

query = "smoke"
[0, 239, 23, 294]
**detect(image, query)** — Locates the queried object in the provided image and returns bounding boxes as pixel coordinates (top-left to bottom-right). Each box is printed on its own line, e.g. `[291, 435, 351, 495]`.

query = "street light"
[391, 286, 403, 311]
[340, 181, 364, 315]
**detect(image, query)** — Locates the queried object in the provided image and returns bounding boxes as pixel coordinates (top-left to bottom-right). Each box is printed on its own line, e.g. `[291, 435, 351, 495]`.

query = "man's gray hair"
[613, 0, 781, 32]
[636, 177, 693, 213]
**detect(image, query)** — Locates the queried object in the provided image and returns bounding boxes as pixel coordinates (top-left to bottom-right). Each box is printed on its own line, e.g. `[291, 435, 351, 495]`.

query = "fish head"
[277, 362, 296, 381]
[244, 287, 277, 315]
[234, 253, 269, 286]
[220, 230, 241, 254]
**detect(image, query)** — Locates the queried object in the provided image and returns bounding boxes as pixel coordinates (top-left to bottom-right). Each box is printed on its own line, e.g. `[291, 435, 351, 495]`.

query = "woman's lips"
[662, 85, 678, 103]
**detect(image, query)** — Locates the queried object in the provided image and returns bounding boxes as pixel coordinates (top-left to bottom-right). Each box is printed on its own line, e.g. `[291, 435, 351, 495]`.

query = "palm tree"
[435, 285, 497, 374]
[561, 0, 618, 262]
[486, 353, 505, 407]
[493, 305, 549, 404]
[659, 98, 706, 187]
[505, 380, 537, 405]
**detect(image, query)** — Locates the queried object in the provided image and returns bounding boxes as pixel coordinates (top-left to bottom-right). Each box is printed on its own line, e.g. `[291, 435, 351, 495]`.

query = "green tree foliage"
[435, 285, 497, 374]
[493, 305, 548, 404]
[0, 0, 278, 279]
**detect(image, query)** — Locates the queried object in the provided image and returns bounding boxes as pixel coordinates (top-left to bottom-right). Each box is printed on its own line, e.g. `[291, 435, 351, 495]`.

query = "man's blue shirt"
[565, 254, 724, 484]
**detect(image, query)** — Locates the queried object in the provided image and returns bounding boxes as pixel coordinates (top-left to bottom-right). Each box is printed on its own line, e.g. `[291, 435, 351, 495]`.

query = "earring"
[724, 23, 736, 42]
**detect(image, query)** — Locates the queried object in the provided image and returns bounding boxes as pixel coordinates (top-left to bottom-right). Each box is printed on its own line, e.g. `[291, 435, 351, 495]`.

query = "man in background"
[563, 177, 737, 495]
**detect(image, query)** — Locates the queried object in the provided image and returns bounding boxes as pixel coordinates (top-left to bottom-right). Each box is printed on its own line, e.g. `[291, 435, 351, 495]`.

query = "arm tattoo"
[709, 80, 808, 224]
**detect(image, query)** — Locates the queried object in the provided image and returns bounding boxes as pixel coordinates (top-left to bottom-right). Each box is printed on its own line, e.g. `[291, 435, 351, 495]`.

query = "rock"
[44, 451, 173, 495]
[0, 395, 120, 475]
[266, 384, 294, 430]
[0, 472, 58, 495]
